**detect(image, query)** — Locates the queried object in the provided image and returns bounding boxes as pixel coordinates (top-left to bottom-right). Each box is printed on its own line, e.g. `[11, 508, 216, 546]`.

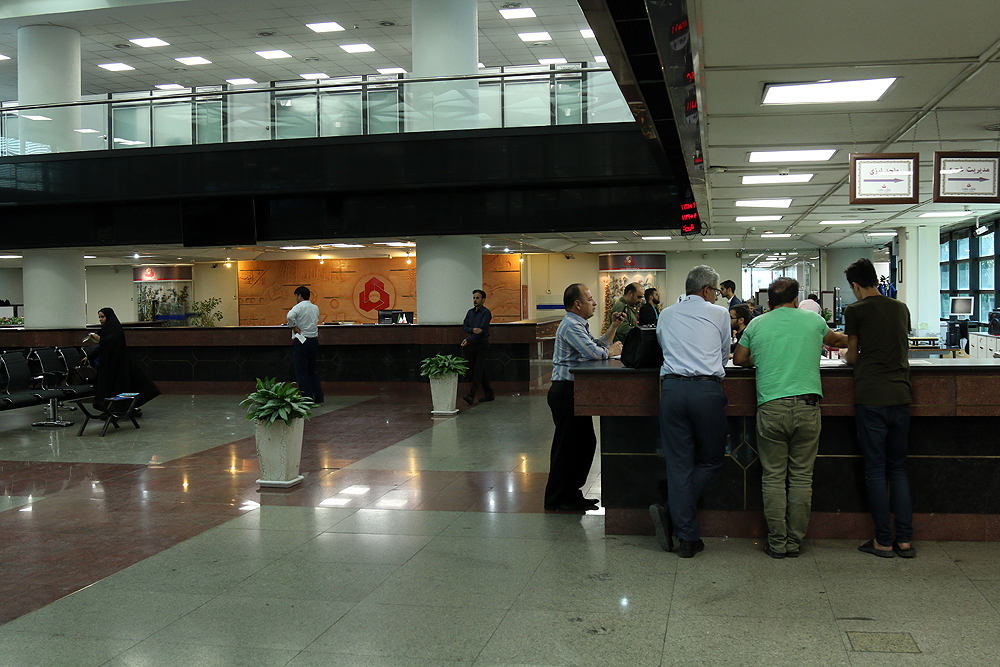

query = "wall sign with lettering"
[849, 153, 919, 204]
[933, 152, 1000, 203]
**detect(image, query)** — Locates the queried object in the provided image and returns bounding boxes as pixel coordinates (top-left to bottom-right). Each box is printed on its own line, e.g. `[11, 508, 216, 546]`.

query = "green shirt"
[610, 297, 638, 344]
[843, 295, 911, 406]
[738, 306, 830, 406]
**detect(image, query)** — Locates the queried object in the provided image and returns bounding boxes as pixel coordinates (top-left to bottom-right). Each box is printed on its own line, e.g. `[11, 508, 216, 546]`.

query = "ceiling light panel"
[306, 21, 345, 33]
[735, 215, 783, 222]
[376, 67, 407, 74]
[735, 199, 792, 208]
[581, 29, 595, 38]
[340, 43, 375, 53]
[175, 56, 211, 65]
[702, 238, 730, 242]
[748, 149, 836, 163]
[741, 174, 814, 185]
[98, 63, 134, 71]
[155, 84, 185, 90]
[518, 31, 551, 41]
[642, 236, 672, 240]
[820, 220, 865, 224]
[226, 78, 257, 85]
[919, 211, 972, 218]
[762, 77, 896, 105]
[539, 58, 567, 65]
[256, 50, 291, 59]
[300, 73, 329, 79]
[129, 37, 169, 47]
[500, 8, 537, 19]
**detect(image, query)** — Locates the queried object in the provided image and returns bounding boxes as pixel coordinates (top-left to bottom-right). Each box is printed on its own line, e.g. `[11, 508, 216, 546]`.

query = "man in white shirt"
[287, 285, 323, 404]
[798, 293, 823, 317]
[650, 265, 731, 558]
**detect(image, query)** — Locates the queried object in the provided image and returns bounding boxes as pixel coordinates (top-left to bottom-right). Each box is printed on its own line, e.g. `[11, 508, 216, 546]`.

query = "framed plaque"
[849, 153, 919, 204]
[933, 152, 1000, 203]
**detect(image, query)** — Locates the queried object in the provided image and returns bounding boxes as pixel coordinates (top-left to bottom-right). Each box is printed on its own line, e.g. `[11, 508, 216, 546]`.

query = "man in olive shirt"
[610, 283, 641, 344]
[843, 258, 915, 559]
[734, 277, 847, 558]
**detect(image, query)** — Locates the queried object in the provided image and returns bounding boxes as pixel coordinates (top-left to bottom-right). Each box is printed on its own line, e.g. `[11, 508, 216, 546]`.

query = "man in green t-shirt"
[843, 258, 915, 559]
[610, 283, 641, 344]
[734, 277, 847, 558]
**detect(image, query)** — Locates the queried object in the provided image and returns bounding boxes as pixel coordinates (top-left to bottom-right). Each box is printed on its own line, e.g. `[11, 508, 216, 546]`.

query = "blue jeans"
[855, 404, 913, 546]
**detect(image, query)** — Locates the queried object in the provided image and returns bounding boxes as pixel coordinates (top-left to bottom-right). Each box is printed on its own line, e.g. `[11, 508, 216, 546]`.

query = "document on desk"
[292, 332, 307, 344]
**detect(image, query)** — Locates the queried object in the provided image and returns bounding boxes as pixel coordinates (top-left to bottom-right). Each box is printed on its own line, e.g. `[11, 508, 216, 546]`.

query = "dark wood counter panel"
[573, 359, 1000, 541]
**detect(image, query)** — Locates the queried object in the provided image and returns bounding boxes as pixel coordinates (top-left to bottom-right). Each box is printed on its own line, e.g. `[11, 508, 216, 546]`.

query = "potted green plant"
[419, 354, 469, 415]
[821, 307, 833, 323]
[240, 377, 316, 488]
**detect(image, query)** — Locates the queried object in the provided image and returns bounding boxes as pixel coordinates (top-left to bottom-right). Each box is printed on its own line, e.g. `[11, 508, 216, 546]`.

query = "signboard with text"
[933, 152, 1000, 203]
[849, 153, 919, 204]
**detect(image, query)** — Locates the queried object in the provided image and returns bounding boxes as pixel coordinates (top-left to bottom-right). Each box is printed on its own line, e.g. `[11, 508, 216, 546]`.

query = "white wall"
[664, 250, 743, 303]
[193, 263, 239, 325]
[0, 268, 23, 303]
[526, 253, 601, 334]
[85, 266, 137, 323]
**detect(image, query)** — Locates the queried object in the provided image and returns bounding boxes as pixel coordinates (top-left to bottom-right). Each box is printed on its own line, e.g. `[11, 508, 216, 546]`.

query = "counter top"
[572, 357, 1000, 375]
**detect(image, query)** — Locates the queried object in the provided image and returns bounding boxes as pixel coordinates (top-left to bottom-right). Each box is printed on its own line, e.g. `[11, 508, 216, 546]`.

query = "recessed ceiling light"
[256, 49, 291, 59]
[374, 242, 415, 247]
[762, 77, 896, 105]
[749, 149, 836, 162]
[594, 55, 607, 63]
[642, 236, 672, 240]
[539, 57, 567, 65]
[155, 84, 185, 90]
[518, 31, 551, 41]
[98, 62, 134, 71]
[300, 73, 329, 79]
[761, 233, 792, 238]
[735, 215, 783, 222]
[820, 219, 865, 224]
[226, 78, 257, 85]
[590, 240, 618, 244]
[22, 114, 52, 121]
[500, 8, 536, 18]
[581, 29, 595, 38]
[306, 21, 346, 33]
[741, 174, 814, 185]
[735, 199, 792, 208]
[478, 62, 486, 68]
[377, 67, 406, 74]
[175, 56, 211, 65]
[868, 232, 898, 236]
[919, 211, 971, 218]
[702, 238, 731, 242]
[74, 128, 100, 133]
[280, 246, 316, 250]
[0, 254, 22, 259]
[340, 43, 375, 53]
[0, 54, 10, 60]
[84, 255, 96, 259]
[129, 37, 169, 47]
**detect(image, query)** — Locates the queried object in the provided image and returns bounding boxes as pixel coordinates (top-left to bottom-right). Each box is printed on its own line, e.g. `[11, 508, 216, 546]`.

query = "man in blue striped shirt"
[544, 283, 625, 512]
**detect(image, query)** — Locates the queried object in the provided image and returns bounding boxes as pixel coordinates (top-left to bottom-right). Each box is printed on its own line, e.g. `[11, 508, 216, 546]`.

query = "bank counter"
[0, 321, 559, 394]
[574, 358, 1000, 541]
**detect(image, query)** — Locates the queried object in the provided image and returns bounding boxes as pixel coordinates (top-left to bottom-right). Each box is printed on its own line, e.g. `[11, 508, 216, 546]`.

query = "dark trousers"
[544, 380, 596, 506]
[464, 339, 493, 399]
[855, 404, 913, 545]
[292, 337, 323, 403]
[659, 378, 729, 541]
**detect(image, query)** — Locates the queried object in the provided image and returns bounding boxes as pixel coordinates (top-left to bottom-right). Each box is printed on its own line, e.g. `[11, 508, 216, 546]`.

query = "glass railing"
[0, 64, 633, 157]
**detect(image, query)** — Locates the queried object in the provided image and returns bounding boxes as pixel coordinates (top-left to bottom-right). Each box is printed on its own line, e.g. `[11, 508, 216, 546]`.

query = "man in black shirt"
[638, 287, 660, 325]
[461, 290, 494, 405]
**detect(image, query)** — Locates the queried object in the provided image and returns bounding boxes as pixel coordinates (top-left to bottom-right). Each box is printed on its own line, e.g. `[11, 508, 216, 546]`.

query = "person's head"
[472, 289, 486, 307]
[294, 286, 311, 302]
[685, 265, 721, 303]
[623, 282, 641, 306]
[844, 258, 878, 299]
[730, 304, 751, 332]
[644, 287, 659, 306]
[720, 280, 737, 299]
[98, 307, 120, 329]
[767, 277, 799, 309]
[563, 283, 597, 319]
[807, 294, 819, 303]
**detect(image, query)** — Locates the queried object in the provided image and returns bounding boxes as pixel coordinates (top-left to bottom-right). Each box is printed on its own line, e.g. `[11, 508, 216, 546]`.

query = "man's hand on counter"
[608, 341, 623, 357]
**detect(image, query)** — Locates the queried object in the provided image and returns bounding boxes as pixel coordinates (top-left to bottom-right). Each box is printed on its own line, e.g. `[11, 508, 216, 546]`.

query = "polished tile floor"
[1, 391, 999, 666]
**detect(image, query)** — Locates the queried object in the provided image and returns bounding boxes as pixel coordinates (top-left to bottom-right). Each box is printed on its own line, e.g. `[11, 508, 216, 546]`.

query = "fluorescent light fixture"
[306, 21, 345, 33]
[595, 55, 607, 63]
[735, 215, 783, 222]
[300, 73, 329, 79]
[919, 211, 971, 218]
[175, 56, 211, 65]
[98, 63, 134, 71]
[741, 174, 813, 185]
[702, 238, 730, 242]
[74, 128, 100, 133]
[762, 77, 896, 105]
[589, 240, 618, 244]
[642, 236, 672, 240]
[735, 198, 792, 208]
[129, 37, 169, 47]
[868, 232, 898, 236]
[84, 255, 96, 259]
[256, 49, 291, 59]
[377, 67, 406, 74]
[500, 7, 536, 18]
[156, 84, 185, 90]
[22, 115, 52, 121]
[518, 31, 551, 41]
[478, 62, 486, 68]
[340, 43, 375, 53]
[749, 149, 836, 162]
[0, 254, 22, 259]
[539, 57, 567, 65]
[319, 243, 365, 248]
[226, 78, 257, 85]
[280, 246, 315, 250]
[374, 241, 415, 247]
[820, 219, 865, 224]
[581, 29, 595, 38]
[0, 54, 10, 61]
[761, 233, 792, 238]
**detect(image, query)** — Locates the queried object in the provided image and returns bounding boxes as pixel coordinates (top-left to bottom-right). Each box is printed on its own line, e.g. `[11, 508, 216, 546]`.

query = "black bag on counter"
[620, 325, 663, 369]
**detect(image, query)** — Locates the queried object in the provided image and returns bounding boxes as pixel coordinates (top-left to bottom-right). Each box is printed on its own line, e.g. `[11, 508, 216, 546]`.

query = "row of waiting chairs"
[0, 347, 95, 427]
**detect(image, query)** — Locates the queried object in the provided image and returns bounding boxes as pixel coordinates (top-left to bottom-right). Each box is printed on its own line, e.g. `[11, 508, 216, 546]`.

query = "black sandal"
[858, 539, 895, 558]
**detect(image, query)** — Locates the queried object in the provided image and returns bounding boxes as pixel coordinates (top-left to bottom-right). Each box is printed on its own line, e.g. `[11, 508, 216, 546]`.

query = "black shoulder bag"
[620, 325, 663, 368]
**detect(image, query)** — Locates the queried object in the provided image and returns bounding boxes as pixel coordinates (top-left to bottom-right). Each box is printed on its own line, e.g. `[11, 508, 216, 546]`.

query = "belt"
[662, 374, 721, 383]
[771, 394, 821, 405]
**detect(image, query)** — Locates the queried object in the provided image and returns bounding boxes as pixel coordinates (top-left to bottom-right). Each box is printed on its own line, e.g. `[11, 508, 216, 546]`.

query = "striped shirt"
[551, 312, 613, 381]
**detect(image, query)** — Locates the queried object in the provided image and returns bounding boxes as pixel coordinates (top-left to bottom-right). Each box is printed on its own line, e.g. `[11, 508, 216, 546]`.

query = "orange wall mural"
[238, 256, 522, 325]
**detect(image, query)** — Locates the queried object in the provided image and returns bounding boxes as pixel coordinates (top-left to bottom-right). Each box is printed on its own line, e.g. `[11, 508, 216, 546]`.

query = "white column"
[896, 225, 941, 336]
[416, 236, 483, 324]
[17, 25, 82, 154]
[409, 0, 479, 131]
[22, 249, 86, 329]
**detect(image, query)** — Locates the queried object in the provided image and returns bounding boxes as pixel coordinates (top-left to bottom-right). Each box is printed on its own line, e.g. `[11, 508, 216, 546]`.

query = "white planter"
[429, 373, 459, 415]
[254, 417, 305, 488]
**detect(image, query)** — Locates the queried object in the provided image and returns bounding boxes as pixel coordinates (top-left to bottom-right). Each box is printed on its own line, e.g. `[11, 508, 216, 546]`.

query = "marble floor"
[0, 390, 998, 666]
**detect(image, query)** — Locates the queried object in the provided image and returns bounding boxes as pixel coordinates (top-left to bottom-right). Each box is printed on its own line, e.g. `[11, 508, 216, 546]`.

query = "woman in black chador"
[85, 307, 160, 412]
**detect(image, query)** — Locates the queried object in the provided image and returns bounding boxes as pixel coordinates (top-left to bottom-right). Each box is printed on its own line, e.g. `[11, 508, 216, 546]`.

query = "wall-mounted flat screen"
[950, 296, 974, 317]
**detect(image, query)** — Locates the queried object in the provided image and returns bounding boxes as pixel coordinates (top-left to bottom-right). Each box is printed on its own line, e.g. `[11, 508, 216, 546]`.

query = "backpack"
[620, 325, 663, 368]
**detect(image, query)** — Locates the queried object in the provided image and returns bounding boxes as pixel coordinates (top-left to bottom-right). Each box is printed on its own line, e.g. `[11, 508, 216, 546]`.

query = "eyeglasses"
[710, 288, 722, 296]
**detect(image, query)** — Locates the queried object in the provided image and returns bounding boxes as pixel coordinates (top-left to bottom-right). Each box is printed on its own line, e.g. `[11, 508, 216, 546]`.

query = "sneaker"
[648, 503, 673, 552]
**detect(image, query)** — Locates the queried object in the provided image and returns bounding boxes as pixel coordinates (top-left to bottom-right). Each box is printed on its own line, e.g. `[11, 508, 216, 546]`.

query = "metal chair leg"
[33, 397, 74, 428]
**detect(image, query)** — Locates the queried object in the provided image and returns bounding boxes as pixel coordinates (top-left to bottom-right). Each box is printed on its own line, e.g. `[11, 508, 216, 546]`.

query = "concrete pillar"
[897, 225, 941, 336]
[408, 0, 479, 131]
[17, 25, 82, 154]
[22, 249, 86, 329]
[416, 236, 483, 324]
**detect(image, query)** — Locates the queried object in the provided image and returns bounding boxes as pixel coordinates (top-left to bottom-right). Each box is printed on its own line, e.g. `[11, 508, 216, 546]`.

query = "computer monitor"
[393, 311, 414, 325]
[949, 296, 974, 317]
[377, 309, 400, 324]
